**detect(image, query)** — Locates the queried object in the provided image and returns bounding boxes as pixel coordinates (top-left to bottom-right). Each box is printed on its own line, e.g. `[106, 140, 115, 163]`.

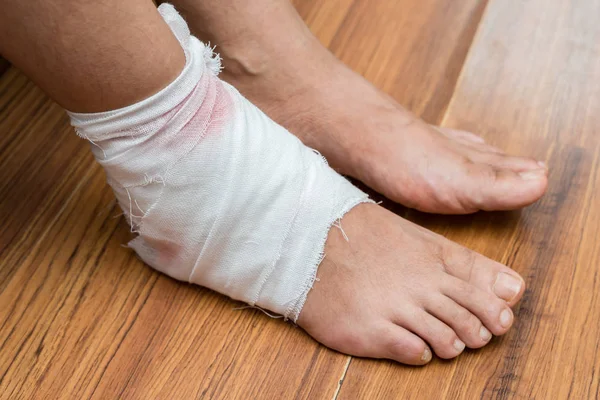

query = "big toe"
[462, 161, 548, 211]
[443, 243, 526, 306]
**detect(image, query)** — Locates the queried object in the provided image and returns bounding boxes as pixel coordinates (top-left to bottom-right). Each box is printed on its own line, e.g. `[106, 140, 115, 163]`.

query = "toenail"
[480, 326, 492, 342]
[537, 160, 547, 168]
[519, 169, 546, 180]
[493, 272, 523, 302]
[453, 339, 466, 353]
[500, 309, 513, 328]
[421, 348, 432, 362]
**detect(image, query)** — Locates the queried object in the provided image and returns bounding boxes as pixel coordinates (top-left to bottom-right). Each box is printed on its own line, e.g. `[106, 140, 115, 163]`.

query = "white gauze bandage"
[68, 4, 371, 321]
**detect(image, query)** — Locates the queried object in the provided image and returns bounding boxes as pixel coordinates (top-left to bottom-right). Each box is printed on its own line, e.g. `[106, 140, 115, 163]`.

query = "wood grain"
[2, 0, 599, 398]
[327, 0, 488, 123]
[0, 68, 93, 291]
[291, 0, 355, 48]
[339, 0, 600, 398]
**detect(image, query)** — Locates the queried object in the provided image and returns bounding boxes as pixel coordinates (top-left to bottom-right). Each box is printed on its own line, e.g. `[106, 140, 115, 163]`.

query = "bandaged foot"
[69, 4, 370, 321]
[70, 4, 525, 364]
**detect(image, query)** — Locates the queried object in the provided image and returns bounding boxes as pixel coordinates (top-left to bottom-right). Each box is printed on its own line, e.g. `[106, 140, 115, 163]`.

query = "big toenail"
[493, 272, 523, 301]
[453, 339, 466, 353]
[480, 326, 492, 342]
[500, 309, 513, 328]
[421, 348, 432, 362]
[519, 169, 546, 180]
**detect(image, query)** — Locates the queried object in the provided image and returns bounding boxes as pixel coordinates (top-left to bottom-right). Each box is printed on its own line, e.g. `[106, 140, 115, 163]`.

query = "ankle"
[218, 33, 323, 88]
[218, 41, 360, 178]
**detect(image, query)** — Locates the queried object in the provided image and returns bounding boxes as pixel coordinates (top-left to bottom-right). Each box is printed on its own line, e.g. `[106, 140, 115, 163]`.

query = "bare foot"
[215, 20, 548, 214]
[298, 203, 525, 364]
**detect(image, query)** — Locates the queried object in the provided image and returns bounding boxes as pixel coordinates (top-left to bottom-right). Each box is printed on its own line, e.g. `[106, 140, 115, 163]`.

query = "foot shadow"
[353, 180, 523, 235]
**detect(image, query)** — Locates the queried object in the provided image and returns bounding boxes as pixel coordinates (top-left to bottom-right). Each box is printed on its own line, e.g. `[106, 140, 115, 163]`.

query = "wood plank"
[327, 0, 488, 123]
[0, 168, 153, 399]
[339, 0, 600, 398]
[0, 68, 93, 291]
[291, 0, 355, 48]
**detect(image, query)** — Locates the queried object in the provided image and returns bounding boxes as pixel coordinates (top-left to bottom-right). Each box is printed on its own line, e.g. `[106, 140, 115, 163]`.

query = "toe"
[492, 271, 526, 306]
[442, 244, 526, 306]
[378, 323, 432, 365]
[424, 294, 492, 348]
[396, 308, 465, 359]
[464, 163, 548, 211]
[323, 321, 432, 365]
[442, 276, 516, 336]
[444, 245, 526, 305]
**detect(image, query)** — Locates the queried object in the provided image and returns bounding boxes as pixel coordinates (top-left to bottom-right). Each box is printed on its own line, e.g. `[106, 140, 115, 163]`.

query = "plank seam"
[440, 0, 492, 127]
[332, 356, 352, 400]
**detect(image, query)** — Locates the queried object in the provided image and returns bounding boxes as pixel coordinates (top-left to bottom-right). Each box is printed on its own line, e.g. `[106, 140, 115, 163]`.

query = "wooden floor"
[1, 0, 599, 398]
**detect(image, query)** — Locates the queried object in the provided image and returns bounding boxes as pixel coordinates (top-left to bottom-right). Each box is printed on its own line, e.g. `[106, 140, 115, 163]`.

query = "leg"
[0, 2, 525, 365]
[166, 0, 549, 214]
[0, 0, 185, 112]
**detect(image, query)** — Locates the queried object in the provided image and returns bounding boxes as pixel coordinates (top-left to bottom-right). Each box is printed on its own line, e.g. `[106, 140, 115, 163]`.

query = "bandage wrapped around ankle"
[68, 4, 370, 321]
